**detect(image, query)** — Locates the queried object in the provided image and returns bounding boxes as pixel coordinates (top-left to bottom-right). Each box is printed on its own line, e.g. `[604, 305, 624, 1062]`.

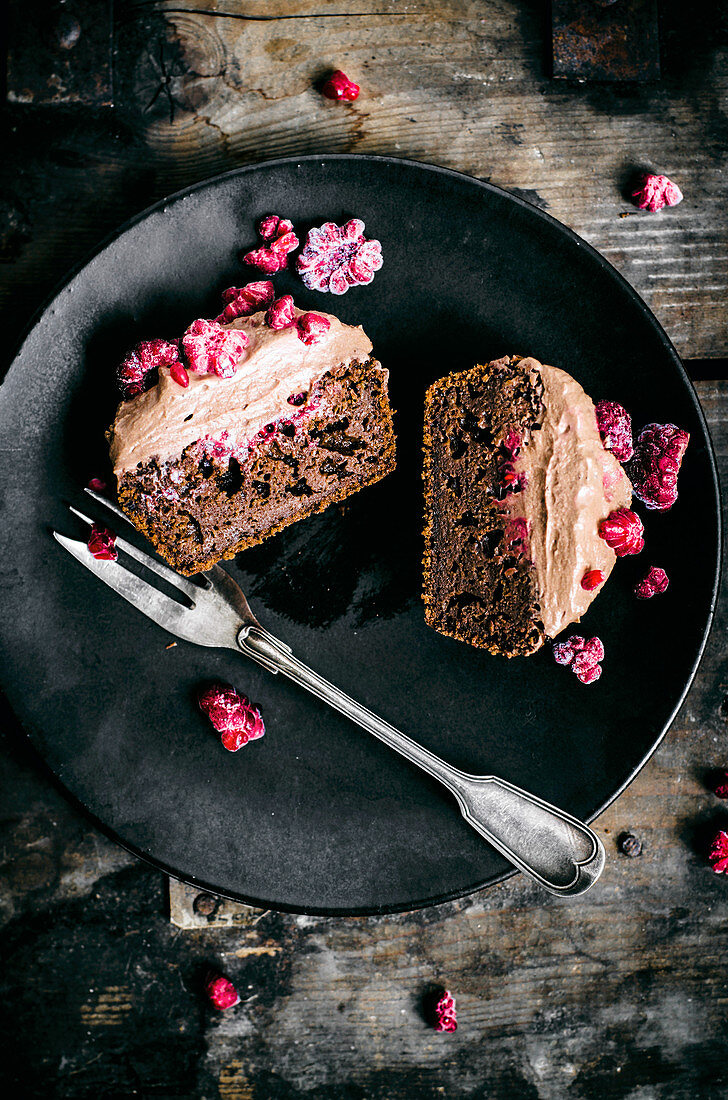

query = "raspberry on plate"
[296, 219, 383, 295]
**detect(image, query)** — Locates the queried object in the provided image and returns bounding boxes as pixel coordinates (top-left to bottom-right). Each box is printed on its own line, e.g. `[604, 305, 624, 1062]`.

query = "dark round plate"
[0, 156, 720, 915]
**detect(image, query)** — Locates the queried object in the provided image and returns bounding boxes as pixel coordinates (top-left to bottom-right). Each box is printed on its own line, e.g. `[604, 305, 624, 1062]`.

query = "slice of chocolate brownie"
[109, 307, 395, 575]
[423, 356, 634, 656]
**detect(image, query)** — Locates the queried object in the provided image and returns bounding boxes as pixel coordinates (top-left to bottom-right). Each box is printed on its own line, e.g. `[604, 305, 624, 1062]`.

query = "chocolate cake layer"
[117, 358, 395, 575]
[423, 356, 546, 658]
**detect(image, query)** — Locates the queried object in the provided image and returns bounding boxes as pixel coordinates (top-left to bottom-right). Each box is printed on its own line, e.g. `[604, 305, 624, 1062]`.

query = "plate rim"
[1, 153, 722, 916]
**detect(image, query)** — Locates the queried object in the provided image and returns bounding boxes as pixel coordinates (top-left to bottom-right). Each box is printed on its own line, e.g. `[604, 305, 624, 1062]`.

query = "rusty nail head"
[193, 892, 218, 916]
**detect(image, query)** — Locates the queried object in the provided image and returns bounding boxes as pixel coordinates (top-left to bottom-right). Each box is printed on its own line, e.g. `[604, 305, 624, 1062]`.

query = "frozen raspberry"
[598, 507, 645, 556]
[265, 295, 296, 331]
[296, 219, 383, 295]
[87, 477, 107, 492]
[582, 636, 605, 662]
[117, 339, 179, 399]
[432, 989, 457, 1033]
[553, 641, 576, 666]
[243, 218, 299, 275]
[553, 635, 603, 684]
[708, 771, 728, 800]
[595, 401, 634, 462]
[296, 312, 331, 346]
[321, 69, 360, 102]
[169, 361, 189, 388]
[632, 174, 683, 213]
[573, 659, 602, 685]
[634, 566, 669, 599]
[216, 280, 275, 324]
[709, 830, 728, 874]
[206, 974, 240, 1010]
[581, 569, 605, 592]
[258, 214, 292, 242]
[287, 392, 306, 406]
[628, 422, 690, 512]
[182, 319, 248, 378]
[198, 684, 265, 751]
[87, 524, 117, 561]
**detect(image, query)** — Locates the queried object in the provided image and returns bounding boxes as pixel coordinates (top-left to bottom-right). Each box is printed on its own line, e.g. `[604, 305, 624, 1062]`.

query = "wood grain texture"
[1, 4, 728, 1094]
[1, 0, 726, 362]
[0, 385, 726, 1097]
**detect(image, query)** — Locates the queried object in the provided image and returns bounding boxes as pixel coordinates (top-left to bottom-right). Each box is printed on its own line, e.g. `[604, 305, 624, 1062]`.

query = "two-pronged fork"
[54, 489, 605, 897]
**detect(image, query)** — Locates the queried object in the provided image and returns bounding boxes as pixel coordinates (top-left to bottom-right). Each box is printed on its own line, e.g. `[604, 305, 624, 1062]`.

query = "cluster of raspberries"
[552, 635, 605, 685]
[595, 401, 689, 513]
[116, 209, 383, 400]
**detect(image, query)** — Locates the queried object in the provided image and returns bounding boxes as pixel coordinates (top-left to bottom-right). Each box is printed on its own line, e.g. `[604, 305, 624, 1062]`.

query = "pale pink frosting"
[508, 360, 632, 639]
[109, 308, 372, 475]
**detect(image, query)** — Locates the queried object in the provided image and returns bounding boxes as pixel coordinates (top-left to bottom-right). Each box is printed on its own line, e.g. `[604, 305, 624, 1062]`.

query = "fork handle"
[237, 626, 605, 897]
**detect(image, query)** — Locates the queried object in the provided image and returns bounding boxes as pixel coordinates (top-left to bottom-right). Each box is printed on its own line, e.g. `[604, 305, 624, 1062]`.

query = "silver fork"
[53, 490, 606, 898]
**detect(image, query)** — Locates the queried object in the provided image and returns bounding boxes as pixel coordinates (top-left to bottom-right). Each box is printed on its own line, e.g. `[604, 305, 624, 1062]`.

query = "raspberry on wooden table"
[321, 70, 361, 101]
[205, 974, 240, 1010]
[632, 174, 683, 213]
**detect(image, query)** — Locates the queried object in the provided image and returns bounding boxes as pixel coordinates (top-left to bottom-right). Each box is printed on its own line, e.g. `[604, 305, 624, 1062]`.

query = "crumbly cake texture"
[422, 356, 546, 658]
[116, 358, 395, 575]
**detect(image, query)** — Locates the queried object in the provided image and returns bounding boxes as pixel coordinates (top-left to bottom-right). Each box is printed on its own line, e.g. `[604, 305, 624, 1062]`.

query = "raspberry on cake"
[108, 305, 396, 575]
[422, 356, 633, 656]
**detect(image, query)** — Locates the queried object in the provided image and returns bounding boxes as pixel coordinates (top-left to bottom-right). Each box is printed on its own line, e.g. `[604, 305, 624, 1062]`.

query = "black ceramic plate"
[0, 156, 720, 915]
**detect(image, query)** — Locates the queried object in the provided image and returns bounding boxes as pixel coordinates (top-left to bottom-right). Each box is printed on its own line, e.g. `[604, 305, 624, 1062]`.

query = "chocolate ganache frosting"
[109, 308, 372, 477]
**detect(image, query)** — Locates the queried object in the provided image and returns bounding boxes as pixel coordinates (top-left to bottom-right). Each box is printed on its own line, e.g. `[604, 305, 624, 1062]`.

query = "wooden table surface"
[1, 3, 727, 1097]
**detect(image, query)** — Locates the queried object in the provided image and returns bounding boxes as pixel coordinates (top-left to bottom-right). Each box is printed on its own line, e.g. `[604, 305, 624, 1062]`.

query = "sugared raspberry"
[581, 569, 605, 591]
[598, 508, 645, 556]
[216, 280, 275, 324]
[87, 524, 117, 561]
[182, 319, 248, 378]
[553, 641, 575, 666]
[709, 771, 728, 800]
[632, 174, 683, 213]
[117, 339, 179, 399]
[432, 989, 457, 1033]
[287, 392, 306, 406]
[595, 401, 634, 462]
[258, 214, 291, 242]
[206, 974, 240, 1010]
[628, 422, 690, 512]
[582, 636, 605, 662]
[553, 635, 603, 684]
[266, 295, 296, 331]
[573, 660, 602, 685]
[169, 361, 189, 388]
[198, 684, 265, 751]
[243, 218, 299, 275]
[296, 219, 383, 295]
[87, 477, 107, 492]
[634, 566, 669, 600]
[709, 830, 728, 874]
[321, 70, 361, 102]
[296, 312, 331, 346]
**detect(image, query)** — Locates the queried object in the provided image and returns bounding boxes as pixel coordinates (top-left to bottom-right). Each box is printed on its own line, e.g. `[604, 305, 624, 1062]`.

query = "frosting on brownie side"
[109, 308, 372, 476]
[506, 359, 633, 638]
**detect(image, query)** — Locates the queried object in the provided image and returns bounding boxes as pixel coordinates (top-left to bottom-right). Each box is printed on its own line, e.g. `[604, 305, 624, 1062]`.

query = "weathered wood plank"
[1, 1, 726, 362]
